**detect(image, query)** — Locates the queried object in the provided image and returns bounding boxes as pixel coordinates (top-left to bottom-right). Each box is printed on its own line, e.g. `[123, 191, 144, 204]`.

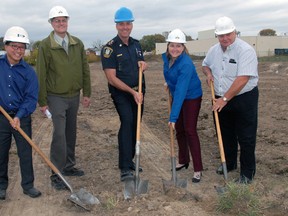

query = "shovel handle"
[136, 65, 143, 142]
[0, 106, 62, 177]
[210, 82, 226, 164]
[167, 90, 175, 157]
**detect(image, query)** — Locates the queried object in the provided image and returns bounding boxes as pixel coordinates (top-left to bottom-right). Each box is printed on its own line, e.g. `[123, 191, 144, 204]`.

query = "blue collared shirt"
[0, 55, 38, 118]
[162, 52, 202, 123]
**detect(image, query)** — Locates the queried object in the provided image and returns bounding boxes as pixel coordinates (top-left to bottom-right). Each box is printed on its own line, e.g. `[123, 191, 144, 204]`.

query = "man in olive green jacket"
[36, 6, 91, 190]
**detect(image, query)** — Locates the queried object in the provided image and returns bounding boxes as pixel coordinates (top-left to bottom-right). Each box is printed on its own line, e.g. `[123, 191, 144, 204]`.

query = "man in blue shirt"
[0, 26, 41, 200]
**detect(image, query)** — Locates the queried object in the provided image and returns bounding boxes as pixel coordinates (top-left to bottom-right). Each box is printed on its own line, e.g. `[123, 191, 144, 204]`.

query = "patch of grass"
[105, 196, 119, 210]
[216, 182, 262, 216]
[258, 55, 288, 62]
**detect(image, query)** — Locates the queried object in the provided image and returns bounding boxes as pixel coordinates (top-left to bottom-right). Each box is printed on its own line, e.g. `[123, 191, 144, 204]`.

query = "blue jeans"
[0, 114, 34, 190]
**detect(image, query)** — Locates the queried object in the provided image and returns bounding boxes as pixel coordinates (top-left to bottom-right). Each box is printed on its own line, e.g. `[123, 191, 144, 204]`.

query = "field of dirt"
[0, 59, 287, 216]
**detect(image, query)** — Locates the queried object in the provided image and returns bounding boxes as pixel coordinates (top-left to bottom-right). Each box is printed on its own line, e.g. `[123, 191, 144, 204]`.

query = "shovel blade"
[67, 189, 100, 211]
[162, 178, 188, 193]
[68, 194, 91, 211]
[123, 179, 149, 200]
[221, 162, 228, 181]
[214, 185, 227, 195]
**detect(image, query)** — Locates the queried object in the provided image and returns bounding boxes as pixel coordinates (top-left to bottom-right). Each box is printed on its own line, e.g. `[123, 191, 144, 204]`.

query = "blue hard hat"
[114, 7, 134, 23]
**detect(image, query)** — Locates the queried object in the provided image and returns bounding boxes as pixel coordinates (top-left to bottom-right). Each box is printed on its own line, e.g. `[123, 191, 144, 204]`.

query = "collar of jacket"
[49, 31, 78, 48]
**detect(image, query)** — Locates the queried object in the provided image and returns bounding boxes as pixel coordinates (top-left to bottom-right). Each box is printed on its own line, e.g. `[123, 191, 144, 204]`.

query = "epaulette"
[107, 39, 114, 46]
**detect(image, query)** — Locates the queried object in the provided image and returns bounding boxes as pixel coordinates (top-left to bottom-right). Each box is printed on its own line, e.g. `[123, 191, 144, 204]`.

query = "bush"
[87, 53, 101, 63]
[216, 182, 262, 215]
[24, 49, 38, 66]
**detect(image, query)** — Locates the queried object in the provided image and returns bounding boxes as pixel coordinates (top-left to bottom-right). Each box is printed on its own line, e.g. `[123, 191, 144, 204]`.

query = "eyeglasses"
[52, 18, 68, 24]
[8, 44, 26, 51]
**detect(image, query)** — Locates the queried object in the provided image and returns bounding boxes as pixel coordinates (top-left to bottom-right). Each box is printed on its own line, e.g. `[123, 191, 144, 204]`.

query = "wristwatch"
[222, 97, 228, 102]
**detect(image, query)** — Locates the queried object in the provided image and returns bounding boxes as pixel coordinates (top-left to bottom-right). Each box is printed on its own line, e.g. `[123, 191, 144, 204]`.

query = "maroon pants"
[175, 97, 203, 172]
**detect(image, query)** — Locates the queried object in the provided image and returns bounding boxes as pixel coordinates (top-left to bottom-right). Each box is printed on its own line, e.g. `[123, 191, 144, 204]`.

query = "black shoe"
[175, 163, 189, 171]
[23, 187, 42, 198]
[130, 162, 143, 172]
[0, 189, 6, 200]
[216, 164, 237, 175]
[50, 174, 69, 190]
[192, 172, 202, 183]
[235, 175, 253, 184]
[120, 170, 134, 182]
[62, 168, 84, 176]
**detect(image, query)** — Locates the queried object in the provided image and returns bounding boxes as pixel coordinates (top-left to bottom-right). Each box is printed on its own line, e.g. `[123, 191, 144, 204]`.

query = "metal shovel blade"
[221, 162, 228, 181]
[124, 178, 149, 200]
[67, 188, 100, 211]
[214, 185, 227, 195]
[163, 157, 188, 192]
[162, 177, 188, 191]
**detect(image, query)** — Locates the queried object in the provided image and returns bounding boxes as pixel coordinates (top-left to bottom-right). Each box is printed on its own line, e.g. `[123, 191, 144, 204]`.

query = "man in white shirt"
[202, 16, 259, 184]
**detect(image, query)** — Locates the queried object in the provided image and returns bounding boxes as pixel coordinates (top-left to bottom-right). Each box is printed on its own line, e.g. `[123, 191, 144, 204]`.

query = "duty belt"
[0, 110, 17, 117]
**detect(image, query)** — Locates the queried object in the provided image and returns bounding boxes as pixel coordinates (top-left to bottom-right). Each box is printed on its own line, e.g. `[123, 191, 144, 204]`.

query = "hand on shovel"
[168, 122, 175, 130]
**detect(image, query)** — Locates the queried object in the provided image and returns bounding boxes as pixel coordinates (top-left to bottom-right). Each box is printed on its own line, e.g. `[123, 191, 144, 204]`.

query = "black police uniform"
[101, 35, 145, 172]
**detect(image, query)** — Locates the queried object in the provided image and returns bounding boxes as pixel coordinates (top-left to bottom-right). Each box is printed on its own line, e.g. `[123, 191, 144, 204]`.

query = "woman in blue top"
[162, 29, 203, 183]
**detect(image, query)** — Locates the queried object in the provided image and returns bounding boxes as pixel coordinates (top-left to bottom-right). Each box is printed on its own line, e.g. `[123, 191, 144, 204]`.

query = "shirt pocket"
[224, 62, 238, 77]
[117, 55, 130, 72]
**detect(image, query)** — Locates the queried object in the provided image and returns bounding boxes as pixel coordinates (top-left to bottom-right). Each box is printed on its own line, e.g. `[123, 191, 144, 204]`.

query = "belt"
[0, 110, 17, 117]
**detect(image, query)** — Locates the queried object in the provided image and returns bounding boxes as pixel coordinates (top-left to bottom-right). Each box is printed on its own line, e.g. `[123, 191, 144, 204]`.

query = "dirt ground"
[0, 59, 287, 216]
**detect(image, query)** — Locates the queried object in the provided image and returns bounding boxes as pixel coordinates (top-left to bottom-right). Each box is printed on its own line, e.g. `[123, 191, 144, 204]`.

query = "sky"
[0, 0, 287, 48]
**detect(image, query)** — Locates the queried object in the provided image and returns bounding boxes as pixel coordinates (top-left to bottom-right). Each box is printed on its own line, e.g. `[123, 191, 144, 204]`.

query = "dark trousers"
[0, 114, 34, 190]
[218, 87, 259, 179]
[175, 97, 203, 172]
[47, 95, 80, 172]
[111, 91, 144, 170]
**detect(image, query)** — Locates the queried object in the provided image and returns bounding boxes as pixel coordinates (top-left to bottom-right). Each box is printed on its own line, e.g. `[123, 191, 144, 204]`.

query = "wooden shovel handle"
[136, 65, 143, 141]
[210, 82, 226, 164]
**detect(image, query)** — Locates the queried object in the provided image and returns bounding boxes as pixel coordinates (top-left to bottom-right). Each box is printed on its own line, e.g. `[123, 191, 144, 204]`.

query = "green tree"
[186, 35, 193, 41]
[140, 34, 166, 52]
[259, 29, 277, 36]
[32, 41, 41, 50]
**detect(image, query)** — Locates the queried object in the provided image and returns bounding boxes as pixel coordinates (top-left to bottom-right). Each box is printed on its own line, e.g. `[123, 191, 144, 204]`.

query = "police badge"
[103, 47, 113, 58]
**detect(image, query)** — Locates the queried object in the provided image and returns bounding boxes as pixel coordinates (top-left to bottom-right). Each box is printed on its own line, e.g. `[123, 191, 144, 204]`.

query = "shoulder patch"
[103, 47, 113, 58]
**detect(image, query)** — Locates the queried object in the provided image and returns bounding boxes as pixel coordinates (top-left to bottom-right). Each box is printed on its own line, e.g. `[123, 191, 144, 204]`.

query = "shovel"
[162, 90, 188, 191]
[210, 82, 228, 181]
[0, 106, 99, 211]
[124, 65, 149, 200]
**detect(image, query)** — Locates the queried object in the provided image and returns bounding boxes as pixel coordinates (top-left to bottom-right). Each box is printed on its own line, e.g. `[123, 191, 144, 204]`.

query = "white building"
[156, 29, 288, 57]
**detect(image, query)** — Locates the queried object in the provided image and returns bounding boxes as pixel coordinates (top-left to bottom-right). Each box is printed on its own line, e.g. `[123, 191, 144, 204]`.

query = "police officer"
[101, 7, 148, 182]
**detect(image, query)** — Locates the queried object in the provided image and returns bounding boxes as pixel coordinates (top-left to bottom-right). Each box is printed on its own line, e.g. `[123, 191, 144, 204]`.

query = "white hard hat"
[3, 26, 30, 44]
[215, 16, 236, 35]
[48, 6, 69, 23]
[166, 29, 186, 44]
